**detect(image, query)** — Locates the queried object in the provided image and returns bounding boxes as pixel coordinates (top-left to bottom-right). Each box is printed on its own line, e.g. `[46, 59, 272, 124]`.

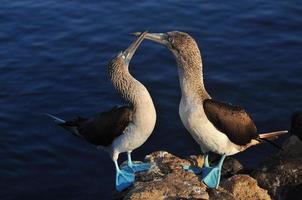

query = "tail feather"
[45, 113, 82, 138]
[259, 130, 288, 139]
[257, 130, 288, 150]
[45, 113, 66, 124]
[241, 130, 288, 151]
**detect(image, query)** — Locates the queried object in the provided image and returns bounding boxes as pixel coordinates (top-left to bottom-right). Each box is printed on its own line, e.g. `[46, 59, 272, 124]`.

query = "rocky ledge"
[114, 135, 302, 200]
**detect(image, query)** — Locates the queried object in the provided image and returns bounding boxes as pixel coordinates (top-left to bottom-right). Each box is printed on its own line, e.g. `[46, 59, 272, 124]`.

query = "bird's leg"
[201, 154, 226, 189]
[204, 153, 210, 167]
[122, 151, 152, 173]
[114, 155, 135, 191]
[127, 151, 134, 167]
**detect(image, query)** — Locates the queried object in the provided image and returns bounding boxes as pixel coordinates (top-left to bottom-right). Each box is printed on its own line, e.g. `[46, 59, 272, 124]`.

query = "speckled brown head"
[107, 31, 148, 103]
[108, 31, 147, 74]
[133, 31, 202, 66]
[108, 31, 147, 89]
[133, 31, 209, 99]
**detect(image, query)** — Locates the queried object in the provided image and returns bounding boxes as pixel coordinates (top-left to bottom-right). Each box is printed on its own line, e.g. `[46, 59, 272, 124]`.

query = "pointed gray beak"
[132, 32, 168, 45]
[123, 31, 147, 63]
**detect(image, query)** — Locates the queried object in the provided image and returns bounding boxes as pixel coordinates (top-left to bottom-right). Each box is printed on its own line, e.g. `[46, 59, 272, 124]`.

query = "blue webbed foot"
[130, 162, 152, 173]
[115, 169, 135, 192]
[123, 162, 153, 173]
[201, 154, 226, 189]
[201, 166, 222, 188]
[182, 165, 202, 174]
[124, 151, 153, 173]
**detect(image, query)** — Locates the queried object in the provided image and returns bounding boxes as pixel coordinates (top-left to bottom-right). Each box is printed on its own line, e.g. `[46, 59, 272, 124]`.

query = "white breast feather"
[179, 98, 240, 156]
[111, 85, 156, 155]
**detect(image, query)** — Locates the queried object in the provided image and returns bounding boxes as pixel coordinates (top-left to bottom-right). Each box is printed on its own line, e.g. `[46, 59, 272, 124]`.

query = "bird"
[46, 31, 156, 191]
[134, 31, 288, 188]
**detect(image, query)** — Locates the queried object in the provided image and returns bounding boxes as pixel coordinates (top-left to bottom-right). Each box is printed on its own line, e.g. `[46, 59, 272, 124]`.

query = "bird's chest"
[179, 100, 208, 135]
[179, 100, 227, 153]
[113, 101, 156, 152]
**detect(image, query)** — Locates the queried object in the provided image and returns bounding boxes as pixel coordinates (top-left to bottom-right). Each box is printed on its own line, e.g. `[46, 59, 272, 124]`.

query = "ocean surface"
[1, 0, 301, 199]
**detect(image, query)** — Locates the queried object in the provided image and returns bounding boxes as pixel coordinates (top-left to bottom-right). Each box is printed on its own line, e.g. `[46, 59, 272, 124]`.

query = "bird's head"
[108, 31, 147, 71]
[132, 31, 200, 60]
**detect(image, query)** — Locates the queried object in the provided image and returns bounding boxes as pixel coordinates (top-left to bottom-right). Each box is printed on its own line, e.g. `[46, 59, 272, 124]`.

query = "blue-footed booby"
[135, 31, 288, 188]
[47, 32, 156, 191]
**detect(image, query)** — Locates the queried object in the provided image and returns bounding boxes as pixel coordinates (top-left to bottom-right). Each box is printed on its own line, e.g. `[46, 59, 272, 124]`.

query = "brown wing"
[61, 105, 133, 146]
[203, 99, 258, 145]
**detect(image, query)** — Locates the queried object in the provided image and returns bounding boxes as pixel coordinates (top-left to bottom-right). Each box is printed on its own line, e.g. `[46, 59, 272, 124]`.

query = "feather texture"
[203, 99, 258, 145]
[59, 106, 133, 146]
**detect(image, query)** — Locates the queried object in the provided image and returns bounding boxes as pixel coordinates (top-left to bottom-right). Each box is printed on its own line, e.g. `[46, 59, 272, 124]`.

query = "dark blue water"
[1, 1, 302, 199]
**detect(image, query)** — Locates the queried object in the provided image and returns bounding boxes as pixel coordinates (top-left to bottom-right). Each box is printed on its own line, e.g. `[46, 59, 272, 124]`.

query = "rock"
[252, 135, 302, 200]
[221, 157, 244, 178]
[123, 151, 209, 200]
[187, 154, 205, 169]
[115, 151, 271, 200]
[291, 112, 302, 141]
[207, 187, 236, 200]
[124, 171, 209, 200]
[221, 175, 271, 200]
[278, 183, 302, 200]
[280, 135, 302, 158]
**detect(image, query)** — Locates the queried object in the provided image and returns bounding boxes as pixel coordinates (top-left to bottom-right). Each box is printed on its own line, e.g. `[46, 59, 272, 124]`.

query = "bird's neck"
[109, 67, 154, 111]
[110, 67, 156, 130]
[175, 51, 209, 102]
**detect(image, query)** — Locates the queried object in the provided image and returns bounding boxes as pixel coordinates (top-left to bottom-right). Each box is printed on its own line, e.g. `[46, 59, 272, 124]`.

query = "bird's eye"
[168, 37, 173, 43]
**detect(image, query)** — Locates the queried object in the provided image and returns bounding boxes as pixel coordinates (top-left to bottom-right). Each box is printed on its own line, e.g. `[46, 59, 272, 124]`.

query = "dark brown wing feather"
[203, 99, 258, 145]
[61, 106, 133, 146]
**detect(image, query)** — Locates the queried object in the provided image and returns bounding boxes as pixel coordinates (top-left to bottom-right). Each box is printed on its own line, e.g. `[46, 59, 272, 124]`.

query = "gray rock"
[252, 135, 302, 200]
[221, 174, 271, 200]
[221, 157, 244, 178]
[207, 188, 236, 200]
[115, 151, 270, 200]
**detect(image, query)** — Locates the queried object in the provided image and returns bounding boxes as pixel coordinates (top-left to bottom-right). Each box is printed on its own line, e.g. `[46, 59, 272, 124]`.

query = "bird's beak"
[132, 32, 168, 45]
[123, 31, 147, 63]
